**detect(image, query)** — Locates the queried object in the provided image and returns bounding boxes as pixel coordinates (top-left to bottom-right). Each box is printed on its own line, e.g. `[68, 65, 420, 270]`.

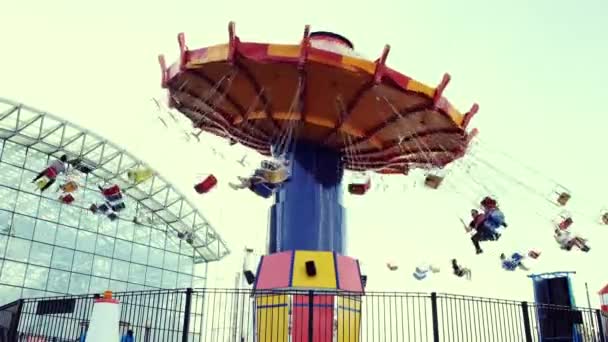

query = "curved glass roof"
[0, 97, 229, 263]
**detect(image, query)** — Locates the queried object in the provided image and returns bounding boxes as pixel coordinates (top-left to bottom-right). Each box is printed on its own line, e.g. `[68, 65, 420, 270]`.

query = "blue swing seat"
[249, 182, 274, 198]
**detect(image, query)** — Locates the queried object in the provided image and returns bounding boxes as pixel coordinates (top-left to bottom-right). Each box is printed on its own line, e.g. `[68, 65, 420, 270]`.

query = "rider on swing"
[469, 197, 507, 254]
[229, 158, 290, 196]
[32, 155, 69, 192]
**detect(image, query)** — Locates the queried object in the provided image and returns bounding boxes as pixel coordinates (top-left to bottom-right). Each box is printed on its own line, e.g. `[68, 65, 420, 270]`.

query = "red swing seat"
[102, 185, 121, 197]
[194, 175, 217, 194]
[348, 179, 371, 195]
[558, 217, 573, 230]
[59, 193, 75, 204]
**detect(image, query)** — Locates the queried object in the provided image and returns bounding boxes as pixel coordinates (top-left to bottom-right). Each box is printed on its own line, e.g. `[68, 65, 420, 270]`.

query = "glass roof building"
[0, 98, 229, 303]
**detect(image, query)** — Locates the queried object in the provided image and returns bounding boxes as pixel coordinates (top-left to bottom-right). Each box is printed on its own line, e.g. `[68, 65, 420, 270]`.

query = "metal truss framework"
[0, 97, 229, 263]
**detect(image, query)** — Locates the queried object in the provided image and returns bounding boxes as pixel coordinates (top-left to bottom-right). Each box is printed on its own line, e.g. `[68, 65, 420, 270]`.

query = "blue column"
[268, 141, 346, 254]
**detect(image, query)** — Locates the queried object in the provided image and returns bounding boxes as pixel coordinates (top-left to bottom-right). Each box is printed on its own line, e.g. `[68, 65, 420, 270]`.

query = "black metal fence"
[0, 288, 605, 341]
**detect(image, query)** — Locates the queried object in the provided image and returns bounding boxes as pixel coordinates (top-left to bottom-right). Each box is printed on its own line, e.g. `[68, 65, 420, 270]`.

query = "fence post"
[596, 309, 606, 342]
[430, 292, 439, 342]
[521, 302, 533, 342]
[182, 288, 193, 342]
[8, 299, 23, 342]
[308, 290, 314, 342]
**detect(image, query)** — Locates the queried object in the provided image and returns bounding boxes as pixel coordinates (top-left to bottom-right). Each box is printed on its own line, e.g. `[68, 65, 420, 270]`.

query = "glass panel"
[116, 220, 134, 240]
[68, 273, 91, 295]
[110, 259, 129, 281]
[51, 247, 74, 271]
[179, 255, 193, 274]
[145, 267, 162, 288]
[72, 251, 94, 274]
[15, 192, 39, 217]
[0, 187, 17, 211]
[59, 204, 81, 227]
[164, 252, 179, 270]
[177, 273, 193, 288]
[80, 211, 100, 232]
[22, 288, 46, 299]
[38, 198, 61, 222]
[5, 237, 31, 262]
[95, 235, 115, 257]
[0, 285, 22, 303]
[89, 276, 109, 293]
[149, 228, 166, 249]
[0, 162, 22, 187]
[76, 230, 96, 253]
[33, 219, 57, 243]
[24, 149, 48, 171]
[2, 142, 26, 166]
[55, 225, 77, 249]
[131, 244, 148, 264]
[0, 235, 7, 258]
[0, 210, 12, 233]
[98, 217, 117, 237]
[192, 277, 206, 288]
[11, 214, 35, 239]
[19, 170, 37, 192]
[127, 283, 144, 292]
[148, 248, 164, 269]
[23, 265, 49, 290]
[166, 234, 181, 253]
[133, 224, 150, 246]
[47, 269, 70, 293]
[1, 260, 26, 286]
[128, 264, 146, 284]
[108, 280, 127, 292]
[92, 255, 112, 278]
[29, 242, 53, 267]
[113, 239, 132, 261]
[161, 270, 178, 288]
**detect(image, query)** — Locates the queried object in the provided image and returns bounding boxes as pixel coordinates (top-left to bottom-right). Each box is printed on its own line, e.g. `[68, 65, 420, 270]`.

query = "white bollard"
[86, 290, 120, 342]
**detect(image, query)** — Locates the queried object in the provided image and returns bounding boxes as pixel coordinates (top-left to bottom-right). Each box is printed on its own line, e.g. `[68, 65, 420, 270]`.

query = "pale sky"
[1, 0, 607, 308]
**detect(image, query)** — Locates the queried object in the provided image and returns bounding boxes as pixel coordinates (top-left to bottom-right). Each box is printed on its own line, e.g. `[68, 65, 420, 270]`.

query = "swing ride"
[158, 22, 479, 253]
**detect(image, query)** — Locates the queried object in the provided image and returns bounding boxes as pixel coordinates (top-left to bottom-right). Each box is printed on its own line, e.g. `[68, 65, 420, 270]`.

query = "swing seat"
[249, 182, 274, 198]
[602, 212, 608, 225]
[413, 272, 427, 280]
[194, 175, 218, 194]
[348, 180, 371, 195]
[61, 181, 78, 193]
[36, 177, 51, 190]
[101, 185, 121, 197]
[70, 158, 94, 174]
[558, 217, 573, 230]
[128, 168, 154, 184]
[424, 174, 443, 189]
[59, 194, 75, 204]
[111, 202, 126, 212]
[556, 192, 571, 206]
[386, 263, 398, 271]
[262, 168, 289, 184]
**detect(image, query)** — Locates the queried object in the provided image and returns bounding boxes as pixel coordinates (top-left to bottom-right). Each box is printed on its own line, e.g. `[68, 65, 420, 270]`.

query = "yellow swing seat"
[262, 167, 289, 184]
[556, 192, 571, 206]
[36, 177, 51, 190]
[60, 180, 79, 193]
[128, 168, 154, 184]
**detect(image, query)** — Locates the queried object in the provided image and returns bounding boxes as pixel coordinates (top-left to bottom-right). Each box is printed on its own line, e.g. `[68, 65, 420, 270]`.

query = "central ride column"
[269, 140, 346, 254]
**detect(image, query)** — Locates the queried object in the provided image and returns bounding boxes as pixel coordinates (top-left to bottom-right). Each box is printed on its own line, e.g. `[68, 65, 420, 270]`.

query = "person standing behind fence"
[120, 330, 134, 342]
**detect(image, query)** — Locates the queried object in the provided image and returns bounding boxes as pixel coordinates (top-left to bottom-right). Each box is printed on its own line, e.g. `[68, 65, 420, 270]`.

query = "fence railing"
[0, 288, 605, 342]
